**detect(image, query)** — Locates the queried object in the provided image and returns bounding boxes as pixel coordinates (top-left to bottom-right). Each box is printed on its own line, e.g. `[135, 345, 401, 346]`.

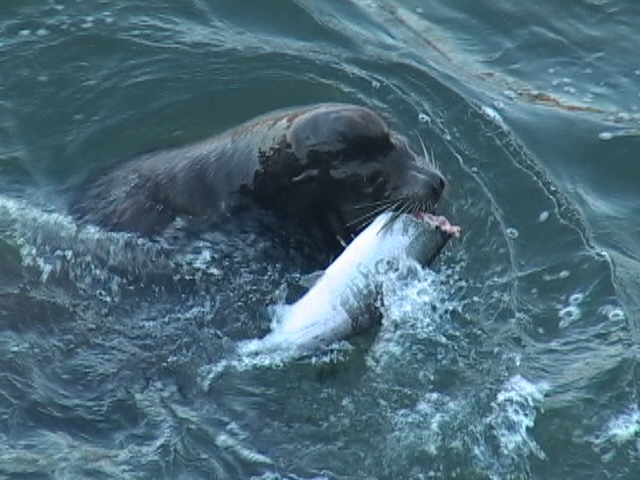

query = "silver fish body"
[238, 212, 452, 359]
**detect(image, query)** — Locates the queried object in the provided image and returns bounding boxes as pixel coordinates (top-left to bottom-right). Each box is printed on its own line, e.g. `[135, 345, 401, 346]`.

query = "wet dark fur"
[71, 104, 446, 255]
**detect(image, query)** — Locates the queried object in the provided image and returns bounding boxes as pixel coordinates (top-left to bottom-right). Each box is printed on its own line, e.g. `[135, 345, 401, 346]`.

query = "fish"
[236, 211, 460, 360]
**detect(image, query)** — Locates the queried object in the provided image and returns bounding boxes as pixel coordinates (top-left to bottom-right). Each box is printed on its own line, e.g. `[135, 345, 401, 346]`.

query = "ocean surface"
[1, 1, 639, 479]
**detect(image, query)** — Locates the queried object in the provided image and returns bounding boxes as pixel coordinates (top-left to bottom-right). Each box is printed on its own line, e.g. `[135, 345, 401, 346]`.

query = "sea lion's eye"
[364, 172, 383, 187]
[362, 172, 384, 193]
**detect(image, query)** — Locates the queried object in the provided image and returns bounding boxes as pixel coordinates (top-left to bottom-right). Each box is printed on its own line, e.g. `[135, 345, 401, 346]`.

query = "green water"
[1, 1, 639, 479]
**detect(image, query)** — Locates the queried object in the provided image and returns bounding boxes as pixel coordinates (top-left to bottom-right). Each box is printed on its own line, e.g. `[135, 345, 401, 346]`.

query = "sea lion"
[71, 104, 446, 254]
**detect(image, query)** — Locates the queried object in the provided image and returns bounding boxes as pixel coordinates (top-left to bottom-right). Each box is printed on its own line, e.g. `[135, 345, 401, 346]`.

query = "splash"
[199, 212, 457, 387]
[385, 375, 547, 479]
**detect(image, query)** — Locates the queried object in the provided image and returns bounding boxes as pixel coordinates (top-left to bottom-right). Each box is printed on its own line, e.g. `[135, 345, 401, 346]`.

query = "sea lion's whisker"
[380, 199, 418, 230]
[352, 202, 399, 227]
[416, 133, 431, 168]
[347, 199, 403, 229]
[350, 198, 397, 210]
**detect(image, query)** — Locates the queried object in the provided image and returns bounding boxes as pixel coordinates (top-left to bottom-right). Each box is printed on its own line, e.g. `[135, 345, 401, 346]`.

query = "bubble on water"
[480, 105, 504, 125]
[594, 250, 609, 260]
[538, 211, 549, 222]
[558, 305, 581, 328]
[81, 17, 95, 29]
[552, 77, 572, 87]
[569, 293, 584, 305]
[598, 131, 613, 140]
[411, 286, 433, 303]
[505, 227, 519, 239]
[615, 112, 632, 122]
[608, 309, 625, 321]
[598, 304, 625, 321]
[418, 112, 429, 123]
[374, 257, 399, 275]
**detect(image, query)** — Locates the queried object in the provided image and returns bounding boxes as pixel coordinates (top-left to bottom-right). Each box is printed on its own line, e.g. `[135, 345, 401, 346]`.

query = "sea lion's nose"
[407, 168, 445, 203]
[431, 171, 446, 200]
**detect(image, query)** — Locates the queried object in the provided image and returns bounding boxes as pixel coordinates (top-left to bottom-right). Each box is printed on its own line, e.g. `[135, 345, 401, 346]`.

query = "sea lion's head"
[252, 104, 446, 254]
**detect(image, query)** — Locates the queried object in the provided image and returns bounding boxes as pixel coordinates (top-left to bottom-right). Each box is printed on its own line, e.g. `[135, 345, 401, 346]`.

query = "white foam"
[384, 376, 547, 478]
[488, 375, 547, 460]
[0, 194, 246, 303]
[0, 195, 177, 300]
[384, 375, 546, 478]
[366, 263, 446, 371]
[598, 304, 626, 322]
[480, 105, 506, 126]
[596, 406, 640, 447]
[558, 305, 582, 328]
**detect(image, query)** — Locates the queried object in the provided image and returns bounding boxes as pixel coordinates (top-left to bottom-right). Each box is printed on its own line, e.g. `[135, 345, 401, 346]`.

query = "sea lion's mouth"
[396, 190, 460, 238]
[345, 193, 460, 237]
[414, 211, 462, 238]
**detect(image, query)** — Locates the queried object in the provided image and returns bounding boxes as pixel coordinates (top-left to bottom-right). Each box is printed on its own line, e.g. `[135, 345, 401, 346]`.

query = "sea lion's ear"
[288, 105, 389, 160]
